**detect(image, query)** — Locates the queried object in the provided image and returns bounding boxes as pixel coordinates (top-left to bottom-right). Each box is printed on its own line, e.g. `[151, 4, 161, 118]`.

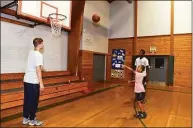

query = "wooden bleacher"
[0, 71, 89, 119]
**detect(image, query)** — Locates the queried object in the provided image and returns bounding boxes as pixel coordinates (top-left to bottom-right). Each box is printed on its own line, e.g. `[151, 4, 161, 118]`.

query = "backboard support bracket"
[32, 22, 44, 27]
[15, 1, 20, 19]
[0, 0, 18, 10]
[0, 0, 20, 19]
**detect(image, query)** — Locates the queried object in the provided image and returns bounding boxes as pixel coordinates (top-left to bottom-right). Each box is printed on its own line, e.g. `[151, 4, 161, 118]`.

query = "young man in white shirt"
[22, 38, 44, 126]
[135, 49, 149, 89]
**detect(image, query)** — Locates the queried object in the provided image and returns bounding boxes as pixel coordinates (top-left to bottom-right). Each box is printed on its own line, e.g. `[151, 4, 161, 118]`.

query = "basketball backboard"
[17, 1, 72, 30]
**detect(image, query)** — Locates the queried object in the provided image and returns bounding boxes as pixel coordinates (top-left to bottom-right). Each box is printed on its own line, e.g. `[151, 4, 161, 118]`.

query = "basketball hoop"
[47, 13, 67, 37]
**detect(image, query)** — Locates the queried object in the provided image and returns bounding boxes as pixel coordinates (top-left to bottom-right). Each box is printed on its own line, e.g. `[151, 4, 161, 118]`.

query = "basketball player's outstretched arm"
[128, 80, 135, 83]
[122, 65, 136, 74]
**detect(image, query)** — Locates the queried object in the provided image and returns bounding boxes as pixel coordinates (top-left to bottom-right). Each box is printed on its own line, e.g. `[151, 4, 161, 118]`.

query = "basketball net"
[48, 13, 67, 37]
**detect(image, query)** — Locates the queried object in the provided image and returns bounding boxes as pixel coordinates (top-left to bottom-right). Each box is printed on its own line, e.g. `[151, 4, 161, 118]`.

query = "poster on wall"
[111, 49, 125, 79]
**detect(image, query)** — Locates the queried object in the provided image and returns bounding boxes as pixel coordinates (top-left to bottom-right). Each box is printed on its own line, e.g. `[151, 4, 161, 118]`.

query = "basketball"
[92, 14, 100, 23]
[1, 0, 192, 127]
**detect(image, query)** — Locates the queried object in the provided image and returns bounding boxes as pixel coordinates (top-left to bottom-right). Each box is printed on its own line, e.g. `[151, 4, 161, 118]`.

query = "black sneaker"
[135, 111, 147, 119]
[142, 112, 147, 118]
[134, 112, 143, 119]
[134, 113, 142, 118]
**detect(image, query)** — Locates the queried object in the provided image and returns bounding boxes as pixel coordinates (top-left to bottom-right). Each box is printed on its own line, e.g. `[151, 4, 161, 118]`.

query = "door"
[149, 57, 167, 82]
[93, 54, 105, 81]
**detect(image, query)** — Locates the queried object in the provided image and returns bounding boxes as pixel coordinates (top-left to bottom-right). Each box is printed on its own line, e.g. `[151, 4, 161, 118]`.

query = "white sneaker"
[22, 118, 29, 125]
[29, 119, 43, 126]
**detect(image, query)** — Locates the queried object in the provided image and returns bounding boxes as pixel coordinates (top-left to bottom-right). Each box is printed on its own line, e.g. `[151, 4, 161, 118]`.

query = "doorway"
[93, 54, 106, 81]
[149, 57, 167, 85]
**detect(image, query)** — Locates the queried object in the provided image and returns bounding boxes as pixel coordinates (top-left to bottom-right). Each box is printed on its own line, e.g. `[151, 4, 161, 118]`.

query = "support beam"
[170, 0, 174, 55]
[0, 8, 17, 16]
[1, 8, 52, 28]
[133, 0, 138, 55]
[68, 1, 85, 75]
[1, 8, 38, 23]
[0, 16, 33, 28]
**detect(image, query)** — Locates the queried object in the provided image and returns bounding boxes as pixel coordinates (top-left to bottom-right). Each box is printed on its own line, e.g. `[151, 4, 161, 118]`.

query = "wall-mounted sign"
[111, 49, 125, 79]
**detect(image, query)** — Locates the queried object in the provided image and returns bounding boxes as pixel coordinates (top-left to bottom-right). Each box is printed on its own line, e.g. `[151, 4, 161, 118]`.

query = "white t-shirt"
[135, 57, 149, 76]
[24, 50, 43, 84]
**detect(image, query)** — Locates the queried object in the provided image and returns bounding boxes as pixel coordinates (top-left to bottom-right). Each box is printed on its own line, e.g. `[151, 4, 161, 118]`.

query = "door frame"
[92, 52, 109, 81]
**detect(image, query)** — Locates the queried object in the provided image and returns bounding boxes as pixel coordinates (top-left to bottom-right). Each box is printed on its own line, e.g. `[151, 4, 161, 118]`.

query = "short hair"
[33, 38, 43, 47]
[140, 65, 145, 72]
[140, 49, 145, 55]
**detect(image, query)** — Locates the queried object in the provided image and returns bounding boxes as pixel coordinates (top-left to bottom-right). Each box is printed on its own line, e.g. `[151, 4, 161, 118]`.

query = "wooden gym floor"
[1, 82, 192, 127]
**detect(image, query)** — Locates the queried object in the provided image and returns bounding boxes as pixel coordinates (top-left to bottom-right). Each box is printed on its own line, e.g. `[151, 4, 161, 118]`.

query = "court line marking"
[75, 97, 145, 127]
[166, 115, 172, 127]
[133, 100, 147, 128]
[169, 115, 191, 120]
[74, 105, 118, 127]
[147, 88, 191, 94]
[166, 115, 191, 127]
[2, 84, 189, 127]
[121, 84, 191, 94]
[1, 84, 121, 123]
